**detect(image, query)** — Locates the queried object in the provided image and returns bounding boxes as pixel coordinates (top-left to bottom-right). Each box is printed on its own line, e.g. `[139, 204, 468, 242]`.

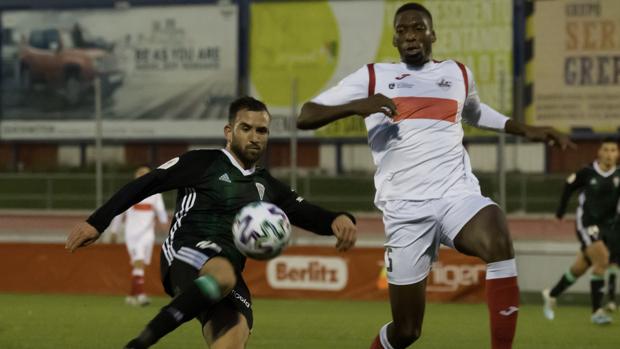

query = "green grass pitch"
[0, 293, 616, 348]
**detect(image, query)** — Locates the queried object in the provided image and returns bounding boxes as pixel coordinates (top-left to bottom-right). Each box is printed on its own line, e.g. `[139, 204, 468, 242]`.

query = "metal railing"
[0, 172, 574, 213]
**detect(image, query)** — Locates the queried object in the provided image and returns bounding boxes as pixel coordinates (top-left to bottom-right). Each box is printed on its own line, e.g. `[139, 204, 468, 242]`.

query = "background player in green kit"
[603, 159, 620, 312]
[65, 96, 358, 349]
[542, 138, 620, 324]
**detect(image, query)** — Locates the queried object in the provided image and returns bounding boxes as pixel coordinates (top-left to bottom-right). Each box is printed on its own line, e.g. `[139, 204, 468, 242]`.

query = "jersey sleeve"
[154, 194, 168, 224]
[311, 65, 370, 106]
[265, 173, 356, 236]
[87, 150, 217, 233]
[460, 65, 509, 131]
[556, 167, 588, 219]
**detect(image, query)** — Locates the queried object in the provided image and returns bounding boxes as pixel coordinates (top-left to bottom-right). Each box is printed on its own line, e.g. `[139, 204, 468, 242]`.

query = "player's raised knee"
[200, 257, 237, 295]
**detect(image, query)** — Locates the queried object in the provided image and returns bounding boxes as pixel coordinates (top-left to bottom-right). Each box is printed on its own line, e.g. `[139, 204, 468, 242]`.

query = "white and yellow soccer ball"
[232, 202, 291, 260]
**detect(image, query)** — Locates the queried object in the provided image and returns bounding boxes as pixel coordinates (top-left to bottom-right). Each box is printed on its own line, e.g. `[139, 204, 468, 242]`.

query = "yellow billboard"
[251, 0, 513, 138]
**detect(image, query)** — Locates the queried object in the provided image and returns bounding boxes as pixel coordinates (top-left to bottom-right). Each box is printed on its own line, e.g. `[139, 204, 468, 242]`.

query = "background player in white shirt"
[298, 3, 575, 349]
[110, 166, 168, 306]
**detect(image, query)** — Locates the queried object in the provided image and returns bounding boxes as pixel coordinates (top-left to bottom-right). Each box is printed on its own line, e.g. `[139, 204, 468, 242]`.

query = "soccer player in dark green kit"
[66, 96, 357, 348]
[542, 138, 620, 324]
[603, 160, 620, 312]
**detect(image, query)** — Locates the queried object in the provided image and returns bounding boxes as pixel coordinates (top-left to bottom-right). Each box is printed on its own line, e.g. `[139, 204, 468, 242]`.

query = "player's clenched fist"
[351, 93, 397, 118]
[66, 221, 101, 252]
[331, 214, 357, 252]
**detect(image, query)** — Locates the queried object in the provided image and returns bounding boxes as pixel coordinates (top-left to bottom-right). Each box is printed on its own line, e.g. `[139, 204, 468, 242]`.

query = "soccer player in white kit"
[297, 3, 575, 349]
[110, 166, 168, 306]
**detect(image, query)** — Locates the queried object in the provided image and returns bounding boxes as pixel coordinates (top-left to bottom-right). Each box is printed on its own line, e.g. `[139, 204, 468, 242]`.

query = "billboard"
[0, 5, 238, 140]
[1, 243, 486, 303]
[250, 0, 513, 138]
[532, 0, 620, 132]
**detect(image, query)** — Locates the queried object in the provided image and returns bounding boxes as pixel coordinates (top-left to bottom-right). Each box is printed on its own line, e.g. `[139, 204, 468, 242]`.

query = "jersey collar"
[401, 60, 436, 71]
[594, 161, 616, 177]
[221, 148, 256, 176]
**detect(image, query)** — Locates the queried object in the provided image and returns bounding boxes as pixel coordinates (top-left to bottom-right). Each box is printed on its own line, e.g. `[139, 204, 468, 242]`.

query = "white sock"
[379, 323, 395, 349]
[486, 258, 517, 280]
[132, 268, 145, 277]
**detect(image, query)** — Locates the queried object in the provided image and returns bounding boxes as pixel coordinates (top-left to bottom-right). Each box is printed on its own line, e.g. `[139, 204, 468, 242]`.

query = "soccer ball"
[232, 201, 291, 260]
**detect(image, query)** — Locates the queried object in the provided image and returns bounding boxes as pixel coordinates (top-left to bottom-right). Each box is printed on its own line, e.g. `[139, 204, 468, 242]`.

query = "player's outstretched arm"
[266, 173, 357, 251]
[505, 119, 577, 150]
[555, 170, 586, 220]
[298, 94, 396, 130]
[65, 150, 215, 252]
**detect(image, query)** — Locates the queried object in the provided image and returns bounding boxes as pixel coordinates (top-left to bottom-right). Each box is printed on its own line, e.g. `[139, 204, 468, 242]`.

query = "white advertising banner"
[533, 0, 620, 132]
[0, 5, 237, 140]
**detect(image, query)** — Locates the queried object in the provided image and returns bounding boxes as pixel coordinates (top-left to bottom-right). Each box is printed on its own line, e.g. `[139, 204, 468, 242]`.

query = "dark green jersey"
[556, 162, 620, 228]
[88, 149, 353, 271]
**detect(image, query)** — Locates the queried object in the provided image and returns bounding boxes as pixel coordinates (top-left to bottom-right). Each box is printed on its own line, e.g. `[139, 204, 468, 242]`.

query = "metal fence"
[0, 172, 574, 214]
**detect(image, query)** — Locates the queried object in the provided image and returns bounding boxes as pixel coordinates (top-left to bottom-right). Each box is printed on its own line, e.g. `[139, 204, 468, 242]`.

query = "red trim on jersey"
[367, 63, 376, 96]
[455, 61, 469, 97]
[133, 203, 153, 211]
[392, 97, 458, 123]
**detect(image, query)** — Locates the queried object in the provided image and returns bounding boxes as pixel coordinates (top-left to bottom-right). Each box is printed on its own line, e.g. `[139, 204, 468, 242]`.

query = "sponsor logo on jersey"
[219, 173, 231, 183]
[266, 256, 348, 291]
[590, 178, 598, 185]
[231, 289, 251, 308]
[395, 73, 411, 80]
[255, 182, 265, 200]
[426, 261, 486, 292]
[499, 306, 519, 316]
[614, 176, 619, 187]
[389, 82, 414, 89]
[158, 157, 179, 170]
[436, 78, 452, 90]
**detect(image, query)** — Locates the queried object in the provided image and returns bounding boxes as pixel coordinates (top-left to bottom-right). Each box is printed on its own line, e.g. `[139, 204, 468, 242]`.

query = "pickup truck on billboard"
[19, 27, 124, 106]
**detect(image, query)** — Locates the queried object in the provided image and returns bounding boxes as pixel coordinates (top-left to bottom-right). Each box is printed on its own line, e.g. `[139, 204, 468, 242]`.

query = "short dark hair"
[394, 2, 433, 26]
[228, 96, 270, 125]
[601, 136, 619, 145]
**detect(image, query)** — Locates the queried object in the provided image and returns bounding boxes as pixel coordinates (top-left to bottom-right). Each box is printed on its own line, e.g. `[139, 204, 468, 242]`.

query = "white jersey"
[312, 60, 508, 206]
[110, 194, 168, 238]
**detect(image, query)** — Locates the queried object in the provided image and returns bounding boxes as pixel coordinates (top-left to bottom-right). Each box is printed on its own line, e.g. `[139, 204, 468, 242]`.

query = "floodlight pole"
[290, 78, 298, 191]
[94, 77, 103, 207]
[498, 70, 507, 210]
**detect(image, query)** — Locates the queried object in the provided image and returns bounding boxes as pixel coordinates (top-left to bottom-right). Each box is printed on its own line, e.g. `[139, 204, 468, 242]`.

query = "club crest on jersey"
[437, 78, 452, 90]
[614, 176, 619, 187]
[255, 182, 265, 200]
[590, 178, 598, 186]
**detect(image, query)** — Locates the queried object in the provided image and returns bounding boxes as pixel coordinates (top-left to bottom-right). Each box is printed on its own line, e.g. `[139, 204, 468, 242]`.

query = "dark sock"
[608, 272, 616, 302]
[129, 275, 222, 347]
[590, 276, 605, 312]
[550, 271, 576, 298]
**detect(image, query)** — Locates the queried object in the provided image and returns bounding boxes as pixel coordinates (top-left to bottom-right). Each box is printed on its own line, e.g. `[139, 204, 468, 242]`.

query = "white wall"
[467, 143, 545, 173]
[85, 145, 124, 165]
[319, 143, 546, 174]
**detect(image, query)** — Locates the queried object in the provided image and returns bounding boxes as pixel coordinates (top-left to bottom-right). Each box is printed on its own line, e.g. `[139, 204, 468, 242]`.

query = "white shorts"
[125, 231, 155, 265]
[382, 194, 496, 285]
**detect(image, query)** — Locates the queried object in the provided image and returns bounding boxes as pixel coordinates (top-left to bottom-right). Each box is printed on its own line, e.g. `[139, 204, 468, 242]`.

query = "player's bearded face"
[227, 110, 270, 167]
[598, 143, 619, 167]
[393, 10, 435, 66]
